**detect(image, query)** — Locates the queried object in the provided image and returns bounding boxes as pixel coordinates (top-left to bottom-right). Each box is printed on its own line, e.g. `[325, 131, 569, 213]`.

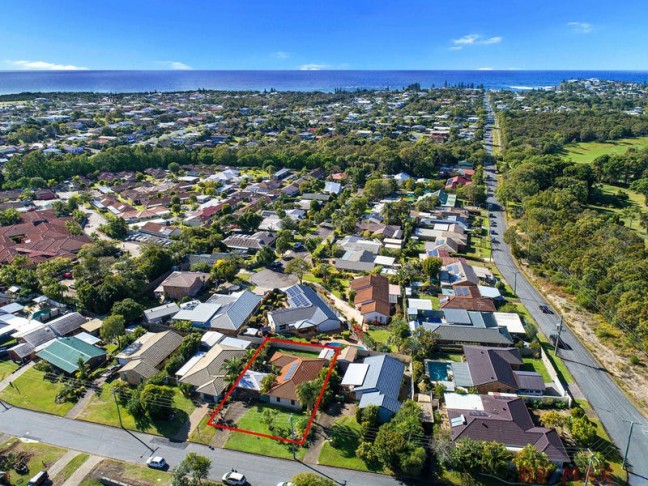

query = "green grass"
[562, 136, 648, 164]
[53, 452, 90, 484]
[189, 411, 217, 445]
[318, 416, 386, 473]
[0, 360, 18, 381]
[271, 348, 321, 358]
[223, 404, 307, 460]
[536, 334, 575, 384]
[79, 459, 172, 486]
[0, 438, 67, 479]
[521, 358, 552, 382]
[0, 368, 75, 416]
[76, 385, 196, 438]
[430, 352, 463, 363]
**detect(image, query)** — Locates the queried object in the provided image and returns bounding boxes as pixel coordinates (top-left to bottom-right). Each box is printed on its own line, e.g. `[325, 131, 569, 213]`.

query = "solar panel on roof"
[284, 362, 299, 381]
[470, 411, 489, 417]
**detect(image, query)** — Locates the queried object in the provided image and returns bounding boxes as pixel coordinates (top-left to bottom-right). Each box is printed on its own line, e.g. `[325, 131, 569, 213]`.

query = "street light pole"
[112, 390, 124, 429]
[513, 272, 517, 295]
[622, 421, 638, 471]
[554, 317, 564, 357]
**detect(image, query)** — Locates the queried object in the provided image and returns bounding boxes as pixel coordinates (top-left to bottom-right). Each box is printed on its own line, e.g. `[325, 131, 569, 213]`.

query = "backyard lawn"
[76, 385, 196, 438]
[521, 357, 552, 382]
[223, 404, 307, 460]
[0, 360, 18, 381]
[0, 438, 67, 480]
[0, 368, 75, 416]
[318, 416, 385, 473]
[562, 136, 648, 164]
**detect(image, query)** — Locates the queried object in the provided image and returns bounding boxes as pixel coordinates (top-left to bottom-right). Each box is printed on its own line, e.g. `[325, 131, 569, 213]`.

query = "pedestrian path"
[46, 449, 78, 479]
[186, 403, 209, 438]
[62, 455, 102, 486]
[0, 362, 34, 393]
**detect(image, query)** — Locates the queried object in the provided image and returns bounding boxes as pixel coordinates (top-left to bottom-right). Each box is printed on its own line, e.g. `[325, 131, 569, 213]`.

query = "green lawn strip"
[189, 411, 217, 445]
[318, 416, 386, 473]
[79, 459, 173, 486]
[430, 352, 463, 363]
[223, 404, 307, 460]
[76, 386, 196, 438]
[521, 358, 552, 382]
[0, 438, 67, 479]
[0, 360, 18, 381]
[536, 334, 575, 384]
[562, 136, 648, 164]
[53, 452, 90, 484]
[271, 348, 321, 358]
[0, 368, 75, 416]
[417, 294, 440, 309]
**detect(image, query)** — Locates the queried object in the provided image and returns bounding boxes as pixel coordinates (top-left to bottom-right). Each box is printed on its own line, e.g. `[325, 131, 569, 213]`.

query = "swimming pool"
[427, 361, 451, 381]
[326, 342, 366, 350]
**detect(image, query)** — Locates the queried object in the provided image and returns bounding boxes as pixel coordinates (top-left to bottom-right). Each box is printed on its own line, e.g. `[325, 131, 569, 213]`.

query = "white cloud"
[273, 51, 290, 60]
[477, 67, 494, 71]
[568, 22, 593, 33]
[168, 61, 192, 70]
[2, 60, 87, 71]
[299, 63, 330, 71]
[450, 34, 502, 50]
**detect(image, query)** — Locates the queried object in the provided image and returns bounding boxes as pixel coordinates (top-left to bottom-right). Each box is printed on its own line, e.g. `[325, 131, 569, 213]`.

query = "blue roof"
[359, 391, 401, 415]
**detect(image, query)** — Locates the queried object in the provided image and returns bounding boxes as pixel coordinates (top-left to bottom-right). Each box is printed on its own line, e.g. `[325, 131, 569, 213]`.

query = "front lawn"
[79, 459, 172, 486]
[0, 360, 18, 381]
[223, 404, 307, 460]
[189, 411, 217, 445]
[53, 452, 90, 484]
[318, 416, 385, 473]
[0, 438, 67, 480]
[562, 136, 648, 164]
[0, 368, 75, 416]
[76, 385, 196, 439]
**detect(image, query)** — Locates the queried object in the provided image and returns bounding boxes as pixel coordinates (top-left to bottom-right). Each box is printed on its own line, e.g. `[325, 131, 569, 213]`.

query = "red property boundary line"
[207, 337, 340, 446]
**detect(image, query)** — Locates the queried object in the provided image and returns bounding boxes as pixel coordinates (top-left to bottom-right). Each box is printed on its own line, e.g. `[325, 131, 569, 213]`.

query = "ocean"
[0, 70, 647, 95]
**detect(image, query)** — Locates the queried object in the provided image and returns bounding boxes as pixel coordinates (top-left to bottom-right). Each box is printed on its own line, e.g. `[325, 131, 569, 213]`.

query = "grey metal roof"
[434, 325, 513, 346]
[514, 371, 546, 391]
[48, 312, 86, 336]
[207, 291, 262, 331]
[359, 391, 401, 414]
[144, 303, 180, 321]
[443, 308, 472, 325]
[269, 285, 339, 329]
[355, 354, 405, 399]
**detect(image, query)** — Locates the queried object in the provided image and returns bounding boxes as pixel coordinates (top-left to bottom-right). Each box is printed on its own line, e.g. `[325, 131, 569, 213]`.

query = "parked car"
[222, 471, 246, 485]
[146, 457, 167, 470]
[539, 304, 554, 315]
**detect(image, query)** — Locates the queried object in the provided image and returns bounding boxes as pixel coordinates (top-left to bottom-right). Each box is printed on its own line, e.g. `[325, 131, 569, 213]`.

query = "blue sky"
[1, 0, 646, 71]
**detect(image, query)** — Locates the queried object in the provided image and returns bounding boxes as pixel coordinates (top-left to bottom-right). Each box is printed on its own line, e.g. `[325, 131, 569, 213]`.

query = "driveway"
[249, 269, 298, 293]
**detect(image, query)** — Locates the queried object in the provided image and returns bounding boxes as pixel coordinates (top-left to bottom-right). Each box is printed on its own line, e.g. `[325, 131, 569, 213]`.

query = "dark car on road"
[539, 304, 554, 315]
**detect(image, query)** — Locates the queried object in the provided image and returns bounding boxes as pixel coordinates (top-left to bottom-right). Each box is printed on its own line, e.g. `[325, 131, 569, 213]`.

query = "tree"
[100, 315, 126, 347]
[290, 472, 336, 486]
[168, 162, 181, 173]
[211, 258, 240, 282]
[111, 298, 144, 323]
[260, 408, 279, 429]
[140, 384, 175, 420]
[261, 373, 277, 393]
[513, 444, 556, 484]
[285, 257, 311, 284]
[421, 257, 442, 280]
[275, 231, 294, 253]
[100, 216, 129, 239]
[569, 415, 597, 447]
[173, 452, 211, 486]
[574, 451, 609, 481]
[138, 244, 174, 280]
[223, 356, 245, 384]
[539, 410, 567, 431]
[238, 211, 262, 232]
[0, 208, 21, 226]
[254, 245, 275, 267]
[295, 379, 321, 411]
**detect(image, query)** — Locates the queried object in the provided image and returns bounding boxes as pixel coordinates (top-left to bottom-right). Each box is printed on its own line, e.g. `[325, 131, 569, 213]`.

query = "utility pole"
[289, 413, 296, 460]
[622, 421, 638, 471]
[112, 390, 124, 429]
[554, 317, 564, 357]
[583, 449, 600, 486]
[513, 273, 517, 295]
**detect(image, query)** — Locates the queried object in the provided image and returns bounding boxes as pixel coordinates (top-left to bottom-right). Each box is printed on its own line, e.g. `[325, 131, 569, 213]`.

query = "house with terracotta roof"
[446, 393, 569, 465]
[154, 271, 210, 301]
[350, 275, 394, 324]
[262, 352, 328, 410]
[0, 209, 92, 265]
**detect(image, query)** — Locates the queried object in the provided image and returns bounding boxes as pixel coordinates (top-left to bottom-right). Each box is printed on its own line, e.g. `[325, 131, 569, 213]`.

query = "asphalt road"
[0, 406, 405, 486]
[483, 97, 648, 485]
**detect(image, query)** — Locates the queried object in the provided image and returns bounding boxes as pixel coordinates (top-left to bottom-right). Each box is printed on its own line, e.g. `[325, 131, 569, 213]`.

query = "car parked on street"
[145, 457, 167, 470]
[222, 471, 247, 485]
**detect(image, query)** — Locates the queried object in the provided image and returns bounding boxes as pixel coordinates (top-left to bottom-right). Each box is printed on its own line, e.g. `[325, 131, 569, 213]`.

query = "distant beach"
[0, 70, 647, 95]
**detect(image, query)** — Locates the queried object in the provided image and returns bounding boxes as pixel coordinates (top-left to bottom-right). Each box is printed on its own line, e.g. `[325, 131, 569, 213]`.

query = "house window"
[291, 400, 296, 406]
[276, 397, 280, 403]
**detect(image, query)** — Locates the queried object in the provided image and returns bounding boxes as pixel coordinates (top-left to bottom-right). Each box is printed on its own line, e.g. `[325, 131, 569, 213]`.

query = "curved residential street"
[483, 96, 648, 485]
[0, 406, 405, 486]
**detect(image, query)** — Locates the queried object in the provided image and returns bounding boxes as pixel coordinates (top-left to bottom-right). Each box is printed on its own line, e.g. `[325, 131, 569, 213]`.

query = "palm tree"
[295, 380, 321, 411]
[223, 357, 245, 384]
